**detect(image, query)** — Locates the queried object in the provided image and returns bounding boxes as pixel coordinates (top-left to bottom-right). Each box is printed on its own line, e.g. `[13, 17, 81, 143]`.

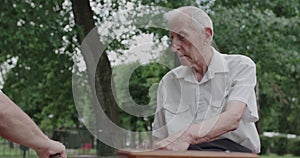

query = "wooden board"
[118, 149, 259, 158]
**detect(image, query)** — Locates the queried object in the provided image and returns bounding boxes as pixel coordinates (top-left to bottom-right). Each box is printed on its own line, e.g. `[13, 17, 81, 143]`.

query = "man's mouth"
[180, 54, 189, 58]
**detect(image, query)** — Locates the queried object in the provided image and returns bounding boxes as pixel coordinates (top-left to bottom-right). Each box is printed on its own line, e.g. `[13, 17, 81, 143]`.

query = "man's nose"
[171, 39, 181, 52]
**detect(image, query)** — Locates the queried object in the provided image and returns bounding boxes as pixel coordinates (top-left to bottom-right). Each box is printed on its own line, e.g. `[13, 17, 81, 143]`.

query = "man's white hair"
[164, 6, 213, 37]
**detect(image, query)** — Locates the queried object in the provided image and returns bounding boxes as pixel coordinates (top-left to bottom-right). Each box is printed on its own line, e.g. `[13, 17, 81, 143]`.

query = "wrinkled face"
[169, 18, 210, 68]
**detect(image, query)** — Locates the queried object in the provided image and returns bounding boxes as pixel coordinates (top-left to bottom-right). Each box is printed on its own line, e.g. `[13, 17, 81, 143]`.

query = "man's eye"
[178, 35, 185, 41]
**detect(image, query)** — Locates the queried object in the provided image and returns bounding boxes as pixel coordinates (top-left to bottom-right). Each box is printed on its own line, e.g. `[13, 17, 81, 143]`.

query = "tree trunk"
[71, 0, 119, 155]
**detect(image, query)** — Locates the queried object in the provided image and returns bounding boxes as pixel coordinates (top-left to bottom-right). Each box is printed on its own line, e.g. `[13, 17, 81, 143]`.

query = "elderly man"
[152, 6, 260, 153]
[0, 91, 67, 158]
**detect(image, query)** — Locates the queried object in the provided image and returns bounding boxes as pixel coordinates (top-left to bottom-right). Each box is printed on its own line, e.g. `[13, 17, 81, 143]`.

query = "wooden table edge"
[117, 149, 259, 158]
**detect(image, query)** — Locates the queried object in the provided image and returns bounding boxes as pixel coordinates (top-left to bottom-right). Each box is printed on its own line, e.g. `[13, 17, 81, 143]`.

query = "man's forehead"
[168, 19, 190, 34]
[169, 30, 189, 37]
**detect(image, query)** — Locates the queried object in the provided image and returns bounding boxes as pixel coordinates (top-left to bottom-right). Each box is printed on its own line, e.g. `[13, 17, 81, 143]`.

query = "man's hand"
[154, 124, 207, 151]
[154, 120, 216, 151]
[156, 139, 190, 151]
[35, 139, 67, 158]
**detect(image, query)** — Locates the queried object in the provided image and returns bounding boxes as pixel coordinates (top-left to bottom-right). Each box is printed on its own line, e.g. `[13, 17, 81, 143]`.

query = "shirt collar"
[172, 65, 192, 79]
[172, 47, 228, 80]
[209, 47, 229, 73]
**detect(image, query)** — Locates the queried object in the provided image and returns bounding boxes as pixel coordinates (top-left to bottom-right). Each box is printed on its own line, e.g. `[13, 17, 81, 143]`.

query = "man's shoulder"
[222, 54, 256, 69]
[161, 66, 188, 80]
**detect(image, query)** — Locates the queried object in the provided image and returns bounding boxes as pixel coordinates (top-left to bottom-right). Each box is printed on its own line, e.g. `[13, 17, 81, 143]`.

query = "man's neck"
[193, 65, 207, 82]
[193, 47, 213, 82]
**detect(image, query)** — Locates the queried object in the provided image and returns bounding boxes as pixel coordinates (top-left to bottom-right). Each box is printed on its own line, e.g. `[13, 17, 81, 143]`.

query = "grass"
[260, 154, 300, 158]
[0, 147, 98, 158]
[0, 138, 98, 158]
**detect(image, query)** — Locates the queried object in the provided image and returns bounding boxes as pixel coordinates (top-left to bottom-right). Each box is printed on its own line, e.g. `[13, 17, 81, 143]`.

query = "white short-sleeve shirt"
[152, 47, 260, 153]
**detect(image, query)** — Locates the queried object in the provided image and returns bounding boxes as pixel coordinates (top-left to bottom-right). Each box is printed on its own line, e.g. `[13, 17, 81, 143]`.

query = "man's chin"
[180, 62, 192, 67]
[179, 58, 192, 66]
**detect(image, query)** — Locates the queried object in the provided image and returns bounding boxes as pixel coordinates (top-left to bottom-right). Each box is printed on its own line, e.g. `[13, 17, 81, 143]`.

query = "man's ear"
[204, 27, 213, 40]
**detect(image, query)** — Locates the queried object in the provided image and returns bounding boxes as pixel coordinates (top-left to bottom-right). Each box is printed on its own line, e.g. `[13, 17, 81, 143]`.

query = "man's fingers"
[61, 152, 67, 158]
[155, 139, 172, 148]
[49, 153, 60, 158]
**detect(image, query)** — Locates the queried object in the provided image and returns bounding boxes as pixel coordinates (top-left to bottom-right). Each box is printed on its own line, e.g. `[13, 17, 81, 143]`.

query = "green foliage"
[140, 0, 196, 8]
[129, 62, 170, 105]
[260, 136, 300, 156]
[0, 0, 79, 131]
[271, 136, 288, 155]
[113, 62, 170, 131]
[260, 135, 272, 155]
[288, 138, 300, 156]
[211, 2, 300, 134]
[213, 0, 300, 17]
[260, 154, 300, 158]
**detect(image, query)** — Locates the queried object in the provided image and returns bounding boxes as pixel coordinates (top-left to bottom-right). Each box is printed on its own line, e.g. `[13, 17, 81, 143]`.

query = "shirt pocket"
[163, 104, 194, 134]
[206, 99, 224, 119]
[164, 104, 190, 118]
[211, 99, 223, 108]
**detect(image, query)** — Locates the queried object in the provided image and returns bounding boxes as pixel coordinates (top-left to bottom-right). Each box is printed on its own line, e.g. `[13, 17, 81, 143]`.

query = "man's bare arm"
[191, 100, 246, 143]
[0, 92, 67, 158]
[156, 100, 246, 150]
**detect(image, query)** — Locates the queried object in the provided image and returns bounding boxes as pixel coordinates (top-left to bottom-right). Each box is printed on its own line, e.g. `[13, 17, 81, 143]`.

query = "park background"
[0, 0, 299, 157]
